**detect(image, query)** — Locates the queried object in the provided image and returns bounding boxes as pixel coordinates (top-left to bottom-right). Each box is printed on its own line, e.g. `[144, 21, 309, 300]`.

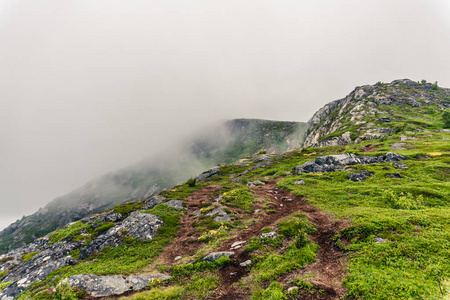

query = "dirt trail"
[154, 181, 348, 300]
[211, 180, 349, 300]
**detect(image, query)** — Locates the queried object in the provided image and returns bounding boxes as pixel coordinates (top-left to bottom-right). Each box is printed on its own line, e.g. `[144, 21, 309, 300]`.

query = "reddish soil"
[157, 181, 349, 300]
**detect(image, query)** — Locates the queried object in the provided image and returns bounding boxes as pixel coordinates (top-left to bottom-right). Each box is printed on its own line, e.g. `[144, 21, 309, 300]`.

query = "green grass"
[221, 187, 254, 212]
[48, 221, 91, 245]
[21, 251, 40, 262]
[275, 138, 450, 299]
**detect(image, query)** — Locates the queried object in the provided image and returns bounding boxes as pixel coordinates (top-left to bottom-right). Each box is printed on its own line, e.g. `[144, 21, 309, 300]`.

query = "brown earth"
[142, 180, 349, 300]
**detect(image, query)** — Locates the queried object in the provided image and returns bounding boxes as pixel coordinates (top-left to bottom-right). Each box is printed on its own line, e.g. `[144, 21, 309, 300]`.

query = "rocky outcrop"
[78, 212, 163, 260]
[0, 255, 78, 299]
[63, 273, 171, 297]
[303, 79, 450, 148]
[293, 152, 408, 175]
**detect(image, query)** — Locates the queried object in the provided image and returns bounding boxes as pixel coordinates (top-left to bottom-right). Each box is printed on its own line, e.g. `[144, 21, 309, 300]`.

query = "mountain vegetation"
[0, 79, 449, 299]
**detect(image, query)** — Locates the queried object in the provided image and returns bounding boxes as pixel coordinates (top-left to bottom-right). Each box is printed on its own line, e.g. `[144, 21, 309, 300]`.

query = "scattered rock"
[192, 210, 202, 216]
[390, 142, 407, 150]
[239, 260, 252, 267]
[174, 256, 182, 261]
[379, 117, 391, 122]
[377, 127, 395, 134]
[142, 196, 166, 210]
[400, 135, 417, 141]
[393, 163, 409, 170]
[230, 241, 247, 250]
[260, 232, 278, 239]
[206, 208, 227, 217]
[202, 252, 234, 262]
[375, 237, 388, 244]
[295, 179, 306, 185]
[162, 200, 184, 209]
[386, 173, 403, 178]
[348, 171, 374, 182]
[196, 166, 221, 181]
[287, 286, 299, 293]
[247, 180, 265, 186]
[214, 215, 231, 222]
[382, 166, 391, 170]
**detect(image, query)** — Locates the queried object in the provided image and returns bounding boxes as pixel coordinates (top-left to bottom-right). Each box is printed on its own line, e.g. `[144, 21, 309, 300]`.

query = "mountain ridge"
[0, 79, 449, 299]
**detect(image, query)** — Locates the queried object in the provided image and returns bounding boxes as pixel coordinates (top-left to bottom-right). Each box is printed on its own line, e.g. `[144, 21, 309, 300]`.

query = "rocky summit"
[0, 79, 449, 299]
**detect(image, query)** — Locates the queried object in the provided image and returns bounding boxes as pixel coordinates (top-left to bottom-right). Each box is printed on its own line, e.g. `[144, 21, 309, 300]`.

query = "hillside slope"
[0, 79, 449, 300]
[0, 119, 308, 254]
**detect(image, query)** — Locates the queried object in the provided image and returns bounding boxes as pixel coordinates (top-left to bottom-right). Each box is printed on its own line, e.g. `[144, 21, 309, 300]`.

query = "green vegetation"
[48, 222, 91, 245]
[443, 110, 450, 128]
[221, 187, 254, 212]
[0, 282, 11, 292]
[21, 251, 40, 262]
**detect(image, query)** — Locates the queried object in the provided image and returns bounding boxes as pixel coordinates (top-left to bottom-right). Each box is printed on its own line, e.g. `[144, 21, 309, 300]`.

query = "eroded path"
[153, 180, 349, 300]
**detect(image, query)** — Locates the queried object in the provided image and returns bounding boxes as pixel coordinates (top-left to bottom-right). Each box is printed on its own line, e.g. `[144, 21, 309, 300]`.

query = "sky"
[1, 0, 450, 230]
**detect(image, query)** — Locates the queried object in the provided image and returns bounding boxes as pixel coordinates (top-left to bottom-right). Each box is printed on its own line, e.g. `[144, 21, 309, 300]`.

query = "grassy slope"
[13, 83, 450, 299]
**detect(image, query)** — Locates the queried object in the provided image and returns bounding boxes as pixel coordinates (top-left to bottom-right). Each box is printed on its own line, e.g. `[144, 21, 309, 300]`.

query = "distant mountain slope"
[0, 119, 308, 253]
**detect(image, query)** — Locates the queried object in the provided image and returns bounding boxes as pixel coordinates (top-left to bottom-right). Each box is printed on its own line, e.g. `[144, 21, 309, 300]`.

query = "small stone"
[214, 215, 231, 222]
[230, 241, 247, 250]
[287, 286, 299, 293]
[295, 180, 306, 185]
[202, 251, 234, 262]
[375, 237, 387, 244]
[239, 260, 252, 267]
[192, 210, 202, 216]
[174, 256, 182, 261]
[382, 166, 390, 170]
[387, 173, 403, 178]
[393, 163, 408, 170]
[254, 209, 261, 213]
[260, 232, 278, 239]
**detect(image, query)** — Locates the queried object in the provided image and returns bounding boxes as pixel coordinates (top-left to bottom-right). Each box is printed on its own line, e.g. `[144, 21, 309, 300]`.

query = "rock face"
[303, 79, 450, 148]
[63, 273, 171, 297]
[293, 152, 407, 175]
[78, 212, 163, 260]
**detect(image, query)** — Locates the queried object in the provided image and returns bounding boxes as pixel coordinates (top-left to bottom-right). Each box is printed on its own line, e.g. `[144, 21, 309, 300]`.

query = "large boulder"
[63, 273, 171, 297]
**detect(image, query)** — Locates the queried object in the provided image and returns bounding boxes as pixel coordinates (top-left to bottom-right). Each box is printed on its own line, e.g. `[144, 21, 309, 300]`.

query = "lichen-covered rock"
[261, 232, 279, 239]
[142, 196, 166, 210]
[293, 152, 407, 175]
[63, 273, 171, 297]
[202, 251, 234, 262]
[0, 256, 78, 299]
[78, 212, 163, 260]
[196, 166, 221, 181]
[348, 171, 374, 182]
[393, 163, 409, 169]
[162, 200, 184, 209]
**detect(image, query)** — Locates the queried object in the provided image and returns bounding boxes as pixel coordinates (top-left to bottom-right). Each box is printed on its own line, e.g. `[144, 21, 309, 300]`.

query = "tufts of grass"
[221, 187, 254, 212]
[48, 221, 91, 245]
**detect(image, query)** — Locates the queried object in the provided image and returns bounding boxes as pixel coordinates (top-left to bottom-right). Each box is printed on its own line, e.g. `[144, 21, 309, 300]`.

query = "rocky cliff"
[304, 79, 450, 147]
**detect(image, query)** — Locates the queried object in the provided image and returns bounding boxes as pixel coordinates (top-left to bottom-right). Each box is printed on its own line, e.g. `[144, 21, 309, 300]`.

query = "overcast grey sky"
[1, 0, 450, 230]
